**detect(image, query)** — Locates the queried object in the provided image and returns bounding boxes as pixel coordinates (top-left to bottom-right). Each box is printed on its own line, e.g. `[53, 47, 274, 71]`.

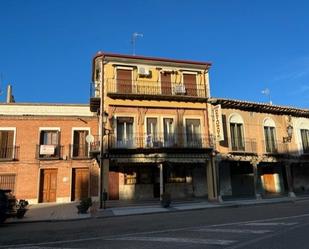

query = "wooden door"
[108, 171, 119, 200]
[72, 168, 89, 201]
[263, 174, 276, 193]
[161, 72, 172, 95]
[40, 169, 57, 203]
[117, 69, 132, 94]
[183, 74, 197, 96]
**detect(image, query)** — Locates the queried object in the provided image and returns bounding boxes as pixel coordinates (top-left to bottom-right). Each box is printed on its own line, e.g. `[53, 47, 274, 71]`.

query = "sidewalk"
[5, 196, 309, 224]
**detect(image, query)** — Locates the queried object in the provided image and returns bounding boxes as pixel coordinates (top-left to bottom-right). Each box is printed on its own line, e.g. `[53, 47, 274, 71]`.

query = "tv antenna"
[131, 32, 143, 55]
[261, 88, 272, 105]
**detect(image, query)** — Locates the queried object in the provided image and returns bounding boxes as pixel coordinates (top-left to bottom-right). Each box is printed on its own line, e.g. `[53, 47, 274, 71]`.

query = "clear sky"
[1, 0, 309, 108]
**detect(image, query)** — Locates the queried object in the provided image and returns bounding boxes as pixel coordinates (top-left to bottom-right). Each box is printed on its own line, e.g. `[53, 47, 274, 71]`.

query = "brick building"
[0, 103, 99, 204]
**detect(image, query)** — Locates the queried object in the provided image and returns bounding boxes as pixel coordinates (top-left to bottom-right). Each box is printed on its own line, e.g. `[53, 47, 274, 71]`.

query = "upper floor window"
[263, 118, 277, 153]
[183, 73, 197, 96]
[0, 130, 15, 160]
[146, 117, 159, 147]
[163, 118, 174, 147]
[72, 130, 89, 158]
[229, 114, 245, 151]
[300, 129, 309, 154]
[116, 68, 132, 94]
[161, 72, 172, 95]
[116, 117, 134, 148]
[185, 119, 201, 147]
[39, 130, 61, 159]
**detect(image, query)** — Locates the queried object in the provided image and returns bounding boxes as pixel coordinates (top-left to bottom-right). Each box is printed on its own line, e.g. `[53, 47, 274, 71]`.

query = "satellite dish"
[86, 134, 94, 143]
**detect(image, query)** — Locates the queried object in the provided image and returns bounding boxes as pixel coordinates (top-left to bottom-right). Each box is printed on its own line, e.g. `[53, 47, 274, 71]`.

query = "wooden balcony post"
[251, 159, 262, 200]
[285, 162, 296, 198]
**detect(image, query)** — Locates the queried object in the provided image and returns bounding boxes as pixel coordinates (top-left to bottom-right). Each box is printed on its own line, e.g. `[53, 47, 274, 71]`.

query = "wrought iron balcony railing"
[36, 145, 64, 160]
[89, 133, 213, 151]
[0, 146, 20, 161]
[69, 144, 91, 159]
[90, 79, 207, 99]
[229, 138, 257, 153]
[262, 140, 288, 154]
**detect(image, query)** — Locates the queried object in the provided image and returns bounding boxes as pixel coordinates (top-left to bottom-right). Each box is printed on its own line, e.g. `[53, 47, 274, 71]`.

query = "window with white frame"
[72, 130, 89, 158]
[263, 119, 277, 153]
[116, 117, 134, 148]
[0, 130, 15, 160]
[39, 130, 60, 158]
[229, 115, 245, 151]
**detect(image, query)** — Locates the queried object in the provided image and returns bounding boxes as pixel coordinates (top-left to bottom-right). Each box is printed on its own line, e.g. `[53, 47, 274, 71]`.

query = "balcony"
[262, 140, 288, 155]
[69, 144, 91, 159]
[112, 133, 212, 149]
[0, 146, 20, 161]
[229, 138, 257, 154]
[36, 145, 64, 160]
[90, 79, 207, 103]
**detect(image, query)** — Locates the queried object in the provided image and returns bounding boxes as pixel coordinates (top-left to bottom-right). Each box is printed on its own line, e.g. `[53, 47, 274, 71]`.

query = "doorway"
[39, 169, 57, 203]
[71, 168, 89, 201]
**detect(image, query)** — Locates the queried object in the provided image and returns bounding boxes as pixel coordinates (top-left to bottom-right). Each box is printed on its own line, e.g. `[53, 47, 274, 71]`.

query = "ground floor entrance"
[291, 163, 309, 194]
[39, 169, 57, 203]
[71, 168, 89, 201]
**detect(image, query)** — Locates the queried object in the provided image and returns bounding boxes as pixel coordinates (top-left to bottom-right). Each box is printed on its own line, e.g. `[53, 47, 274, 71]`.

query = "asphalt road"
[1, 199, 309, 249]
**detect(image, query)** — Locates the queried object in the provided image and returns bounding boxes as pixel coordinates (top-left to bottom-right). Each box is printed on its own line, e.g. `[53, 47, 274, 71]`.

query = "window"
[124, 167, 153, 185]
[301, 129, 309, 154]
[39, 130, 60, 158]
[124, 168, 137, 185]
[229, 115, 245, 151]
[185, 119, 201, 147]
[72, 130, 89, 158]
[163, 118, 174, 147]
[183, 74, 197, 96]
[116, 117, 134, 148]
[146, 118, 159, 147]
[0, 174, 16, 193]
[0, 130, 14, 160]
[264, 126, 277, 152]
[116, 68, 132, 94]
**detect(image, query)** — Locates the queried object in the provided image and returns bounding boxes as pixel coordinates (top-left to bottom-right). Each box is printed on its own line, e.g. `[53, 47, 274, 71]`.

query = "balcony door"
[161, 72, 172, 95]
[73, 130, 89, 158]
[264, 126, 277, 153]
[39, 130, 60, 158]
[185, 119, 201, 147]
[0, 130, 14, 159]
[146, 118, 158, 147]
[230, 122, 245, 151]
[163, 118, 174, 147]
[183, 73, 197, 96]
[117, 69, 132, 94]
[117, 117, 134, 148]
[301, 129, 309, 154]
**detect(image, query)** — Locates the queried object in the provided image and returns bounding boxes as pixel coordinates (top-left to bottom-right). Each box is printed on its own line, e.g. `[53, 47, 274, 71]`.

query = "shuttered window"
[230, 123, 245, 151]
[0, 130, 14, 159]
[73, 130, 89, 158]
[0, 174, 16, 193]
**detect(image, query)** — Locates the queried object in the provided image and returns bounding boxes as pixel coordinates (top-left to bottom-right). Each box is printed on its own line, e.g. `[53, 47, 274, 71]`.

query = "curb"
[4, 197, 308, 224]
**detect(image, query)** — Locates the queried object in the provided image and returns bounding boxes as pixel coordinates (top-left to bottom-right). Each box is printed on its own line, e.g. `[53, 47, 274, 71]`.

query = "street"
[1, 199, 309, 249]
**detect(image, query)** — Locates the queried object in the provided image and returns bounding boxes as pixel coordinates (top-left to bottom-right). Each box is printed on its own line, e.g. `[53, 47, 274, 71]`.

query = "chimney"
[6, 85, 15, 103]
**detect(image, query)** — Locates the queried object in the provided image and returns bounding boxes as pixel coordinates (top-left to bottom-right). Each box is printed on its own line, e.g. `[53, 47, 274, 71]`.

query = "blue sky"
[1, 0, 309, 108]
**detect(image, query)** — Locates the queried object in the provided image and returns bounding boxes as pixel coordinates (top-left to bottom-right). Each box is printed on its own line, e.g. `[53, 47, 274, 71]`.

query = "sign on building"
[213, 105, 224, 141]
[40, 145, 55, 155]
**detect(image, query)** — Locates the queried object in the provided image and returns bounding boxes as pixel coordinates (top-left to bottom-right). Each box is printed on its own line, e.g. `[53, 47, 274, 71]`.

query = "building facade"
[210, 98, 309, 200]
[90, 52, 218, 201]
[0, 103, 99, 204]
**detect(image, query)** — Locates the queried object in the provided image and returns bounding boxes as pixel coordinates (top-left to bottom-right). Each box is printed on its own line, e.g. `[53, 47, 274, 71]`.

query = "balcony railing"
[0, 146, 20, 161]
[229, 138, 257, 153]
[69, 144, 91, 159]
[263, 140, 288, 154]
[36, 145, 64, 160]
[90, 79, 207, 99]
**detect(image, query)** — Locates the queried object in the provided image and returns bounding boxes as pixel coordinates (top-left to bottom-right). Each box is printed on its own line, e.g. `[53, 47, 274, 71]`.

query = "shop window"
[167, 165, 190, 183]
[124, 168, 137, 185]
